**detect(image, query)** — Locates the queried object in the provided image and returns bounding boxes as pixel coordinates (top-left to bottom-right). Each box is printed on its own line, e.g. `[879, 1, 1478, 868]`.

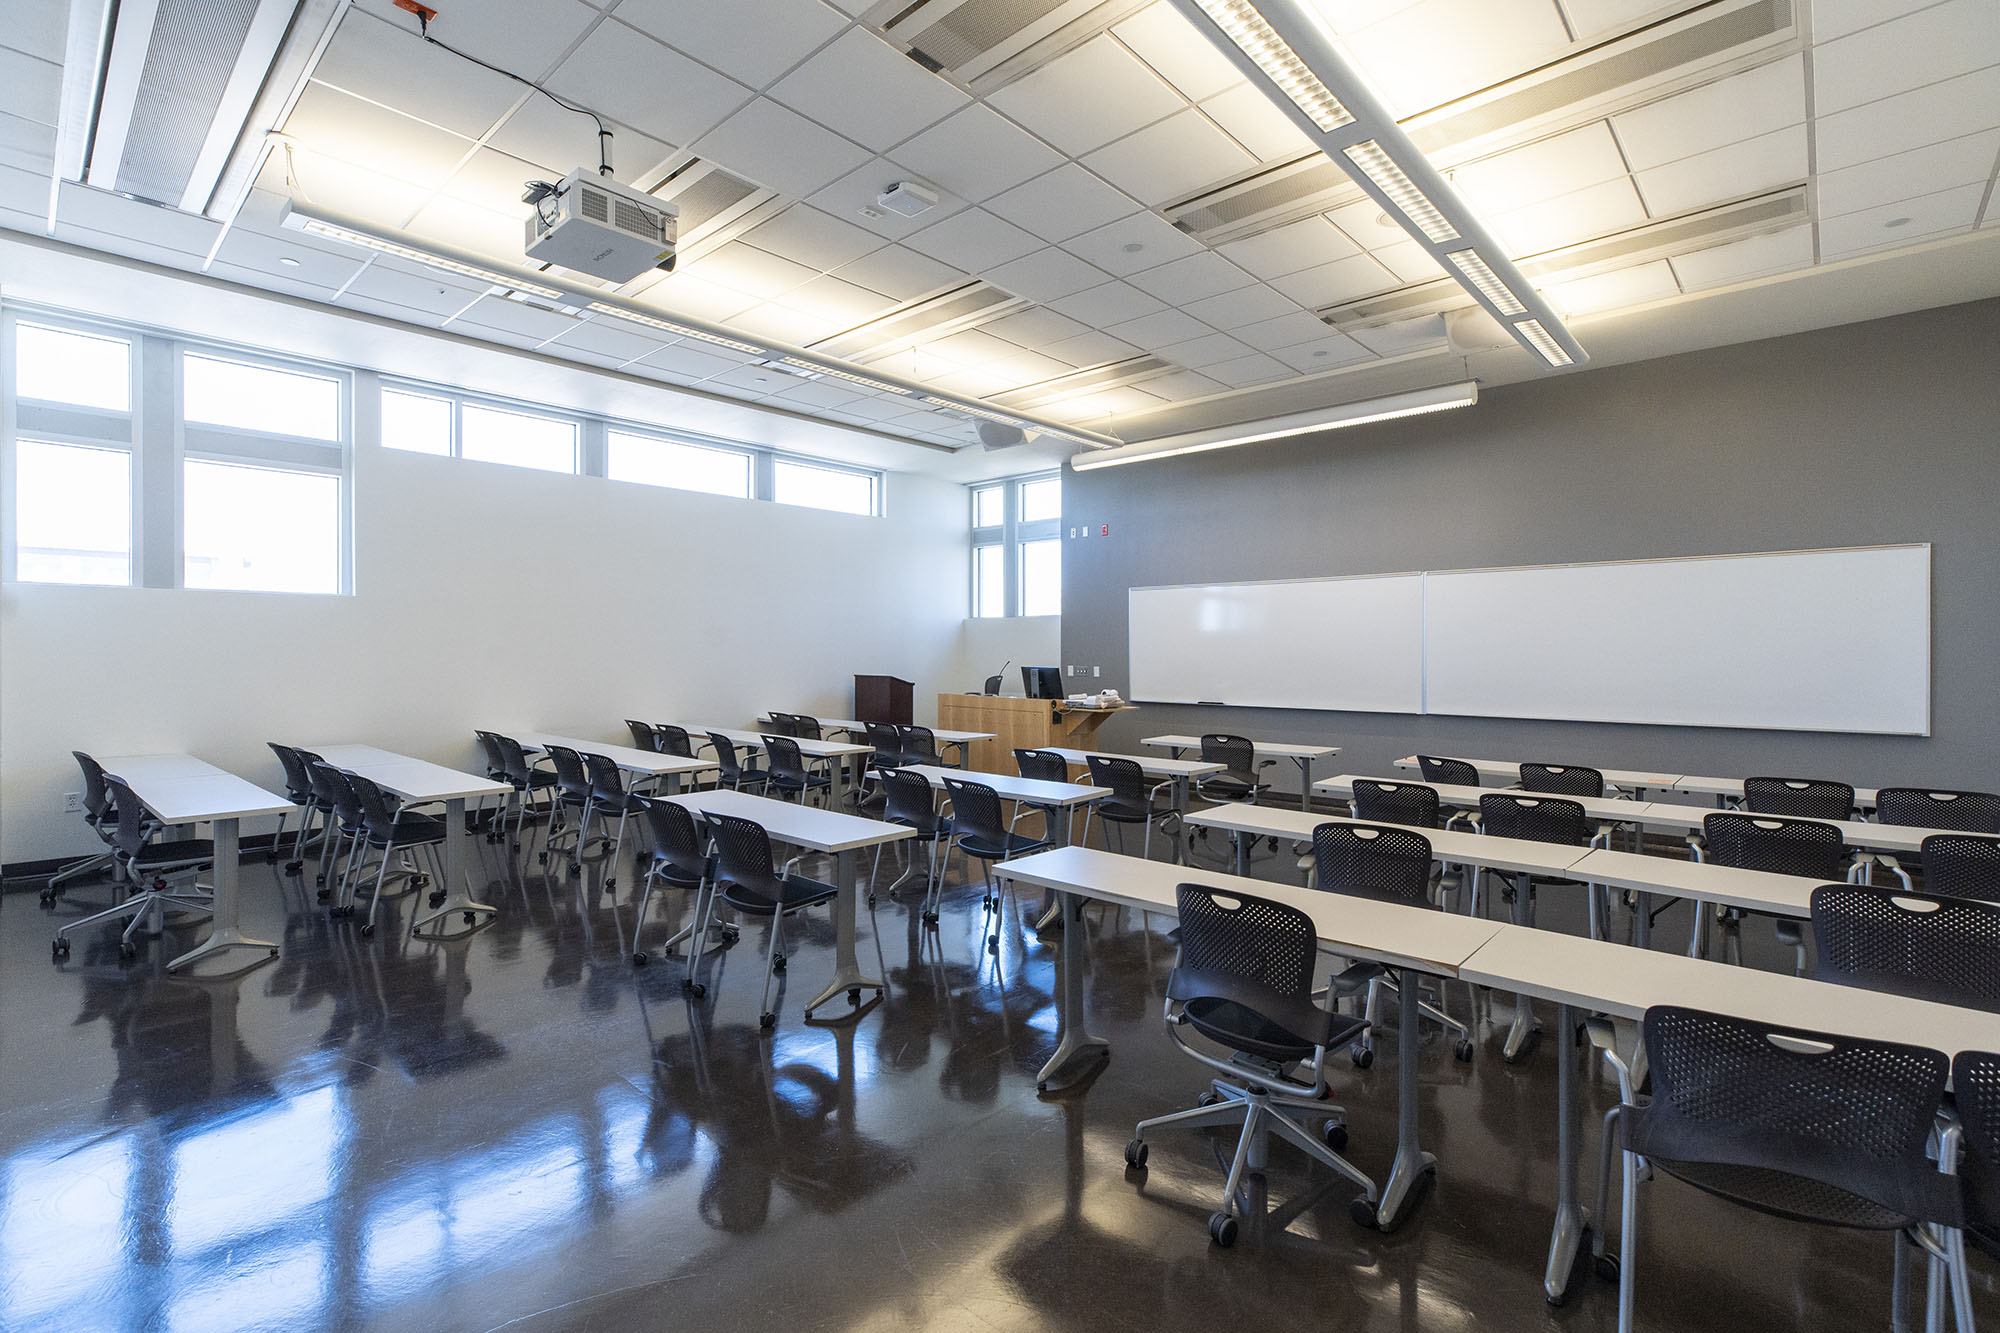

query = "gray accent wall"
[1062, 296, 2000, 793]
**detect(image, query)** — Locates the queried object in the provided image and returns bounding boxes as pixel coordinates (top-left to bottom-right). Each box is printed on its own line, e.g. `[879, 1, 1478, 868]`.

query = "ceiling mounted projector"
[525, 169, 679, 283]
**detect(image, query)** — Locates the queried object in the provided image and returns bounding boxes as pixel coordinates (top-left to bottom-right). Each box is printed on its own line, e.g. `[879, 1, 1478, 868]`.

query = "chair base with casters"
[721, 874, 839, 1029]
[42, 846, 118, 902]
[51, 846, 213, 962]
[869, 826, 951, 922]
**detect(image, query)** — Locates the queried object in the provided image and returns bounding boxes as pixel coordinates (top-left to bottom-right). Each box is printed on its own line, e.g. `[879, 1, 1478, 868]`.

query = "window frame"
[967, 470, 1060, 618]
[605, 424, 755, 500]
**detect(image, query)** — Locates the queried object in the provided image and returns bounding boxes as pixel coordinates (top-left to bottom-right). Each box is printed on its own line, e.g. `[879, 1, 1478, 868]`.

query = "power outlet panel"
[64, 792, 84, 813]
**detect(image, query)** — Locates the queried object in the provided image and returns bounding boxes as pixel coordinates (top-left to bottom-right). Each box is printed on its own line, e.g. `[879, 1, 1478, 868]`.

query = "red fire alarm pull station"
[1100, 524, 1109, 536]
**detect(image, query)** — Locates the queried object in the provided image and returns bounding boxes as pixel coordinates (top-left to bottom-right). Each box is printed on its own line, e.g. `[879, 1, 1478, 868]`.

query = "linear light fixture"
[1071, 381, 1477, 471]
[276, 198, 1120, 449]
[1165, 0, 1587, 372]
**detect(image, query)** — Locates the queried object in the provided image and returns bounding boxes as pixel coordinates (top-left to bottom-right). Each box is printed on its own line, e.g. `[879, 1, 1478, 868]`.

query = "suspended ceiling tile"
[1633, 124, 1807, 217]
[1816, 130, 2000, 219]
[987, 248, 1116, 303]
[405, 195, 531, 266]
[1450, 123, 1631, 216]
[342, 258, 489, 316]
[636, 340, 751, 381]
[1557, 0, 1688, 41]
[487, 100, 672, 185]
[1113, 3, 1244, 102]
[767, 377, 867, 410]
[985, 164, 1141, 243]
[1126, 251, 1256, 302]
[729, 301, 842, 344]
[1062, 211, 1207, 275]
[1818, 182, 1985, 258]
[612, 0, 848, 87]
[1103, 307, 1212, 348]
[543, 317, 660, 363]
[1045, 279, 1169, 326]
[1338, 0, 1574, 118]
[1203, 350, 1292, 386]
[1610, 56, 1804, 173]
[831, 243, 967, 300]
[1199, 84, 1316, 162]
[211, 225, 367, 292]
[1348, 313, 1449, 356]
[1265, 332, 1374, 373]
[1266, 253, 1397, 308]
[1367, 238, 1448, 284]
[438, 147, 546, 214]
[454, 293, 582, 341]
[1667, 226, 1814, 290]
[988, 36, 1185, 158]
[691, 97, 871, 198]
[810, 157, 971, 240]
[892, 105, 1068, 205]
[1233, 308, 1342, 349]
[742, 205, 885, 272]
[778, 273, 899, 326]
[1141, 368, 1229, 400]
[1812, 0, 2000, 117]
[0, 111, 54, 172]
[637, 271, 759, 323]
[1543, 258, 1681, 316]
[902, 207, 1044, 271]
[1155, 329, 1257, 368]
[1814, 66, 2000, 173]
[1218, 216, 1360, 279]
[1084, 109, 1258, 206]
[1488, 176, 1650, 256]
[770, 27, 968, 152]
[285, 84, 475, 191]
[347, 0, 599, 81]
[548, 21, 752, 149]
[1041, 329, 1144, 366]
[1, 0, 68, 63]
[1809, 0, 1953, 44]
[0, 47, 58, 125]
[692, 240, 821, 300]
[1183, 283, 1300, 329]
[991, 347, 1075, 383]
[54, 184, 223, 254]
[312, 12, 524, 140]
[204, 261, 345, 303]
[984, 306, 1094, 348]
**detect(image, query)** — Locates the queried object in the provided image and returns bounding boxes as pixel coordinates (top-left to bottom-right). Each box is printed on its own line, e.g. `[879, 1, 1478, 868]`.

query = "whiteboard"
[1129, 573, 1425, 713]
[1422, 545, 1931, 735]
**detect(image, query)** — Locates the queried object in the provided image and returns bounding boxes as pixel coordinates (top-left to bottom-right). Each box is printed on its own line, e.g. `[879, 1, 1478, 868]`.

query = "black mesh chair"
[1743, 775, 1856, 821]
[626, 719, 662, 751]
[344, 772, 448, 937]
[1351, 778, 1440, 829]
[1313, 823, 1474, 1063]
[1921, 834, 2000, 902]
[707, 811, 840, 1030]
[470, 731, 514, 840]
[706, 732, 770, 794]
[1195, 733, 1273, 804]
[1481, 792, 1606, 1059]
[1010, 747, 1072, 840]
[791, 715, 824, 742]
[306, 758, 368, 896]
[1949, 1051, 2000, 1270]
[946, 776, 1049, 953]
[489, 732, 558, 848]
[51, 773, 213, 962]
[1123, 883, 1378, 1247]
[1604, 1005, 1961, 1333]
[1809, 885, 2000, 1012]
[1417, 755, 1482, 787]
[583, 753, 650, 890]
[762, 735, 832, 807]
[652, 723, 698, 759]
[864, 722, 904, 773]
[1082, 755, 1178, 861]
[631, 797, 726, 982]
[764, 712, 799, 738]
[898, 725, 953, 769]
[45, 750, 134, 900]
[1873, 789, 2000, 890]
[265, 743, 332, 874]
[1520, 763, 1605, 799]
[870, 769, 953, 924]
[1697, 811, 1853, 971]
[540, 745, 599, 869]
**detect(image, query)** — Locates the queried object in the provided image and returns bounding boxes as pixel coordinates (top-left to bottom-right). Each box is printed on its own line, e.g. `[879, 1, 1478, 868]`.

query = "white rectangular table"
[758, 716, 993, 766]
[314, 745, 511, 939]
[97, 753, 293, 974]
[685, 725, 874, 804]
[1046, 747, 1224, 863]
[1143, 735, 1340, 811]
[518, 732, 716, 790]
[1317, 774, 1652, 828]
[1393, 755, 1682, 797]
[1667, 773, 1881, 806]
[665, 787, 912, 1020]
[1457, 923, 2000, 1302]
[997, 845, 1505, 1229]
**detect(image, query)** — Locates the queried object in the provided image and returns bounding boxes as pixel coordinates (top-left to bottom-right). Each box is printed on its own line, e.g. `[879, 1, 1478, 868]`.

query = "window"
[461, 402, 577, 473]
[182, 459, 342, 594]
[183, 353, 341, 441]
[966, 472, 1060, 617]
[607, 430, 751, 498]
[14, 324, 130, 411]
[381, 388, 452, 455]
[13, 440, 131, 585]
[774, 459, 878, 515]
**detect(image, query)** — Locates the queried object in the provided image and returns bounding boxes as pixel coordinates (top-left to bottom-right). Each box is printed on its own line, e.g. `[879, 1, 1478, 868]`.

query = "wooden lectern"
[937, 694, 1135, 772]
[854, 675, 914, 725]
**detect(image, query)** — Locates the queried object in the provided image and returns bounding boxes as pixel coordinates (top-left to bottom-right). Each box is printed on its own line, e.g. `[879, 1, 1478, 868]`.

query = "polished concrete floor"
[4, 810, 1990, 1332]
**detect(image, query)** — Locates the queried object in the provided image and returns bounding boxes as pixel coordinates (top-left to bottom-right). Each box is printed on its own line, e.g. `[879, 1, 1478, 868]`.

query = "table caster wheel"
[1349, 1197, 1378, 1229]
[360, 923, 375, 937]
[38, 890, 53, 906]
[605, 878, 617, 893]
[847, 987, 861, 1005]
[722, 927, 740, 944]
[1208, 1212, 1238, 1247]
[462, 911, 476, 926]
[51, 938, 69, 960]
[538, 852, 549, 865]
[683, 980, 707, 997]
[411, 874, 429, 889]
[285, 861, 302, 875]
[1198, 1091, 1224, 1108]
[1595, 1253, 1620, 1282]
[772, 954, 787, 974]
[428, 892, 446, 910]
[118, 941, 137, 961]
[759, 1011, 776, 1029]
[315, 873, 326, 886]
[1322, 1120, 1348, 1151]
[632, 952, 649, 966]
[1036, 1080, 1048, 1093]
[1455, 1039, 1476, 1062]
[1351, 1045, 1375, 1069]
[1124, 1139, 1148, 1168]
[316, 888, 332, 902]
[987, 936, 999, 953]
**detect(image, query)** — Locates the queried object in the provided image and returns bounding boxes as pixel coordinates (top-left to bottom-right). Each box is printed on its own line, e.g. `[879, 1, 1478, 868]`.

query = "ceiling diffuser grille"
[1169, 157, 1352, 245]
[813, 281, 1030, 359]
[111, 0, 264, 204]
[991, 355, 1174, 408]
[874, 0, 1151, 92]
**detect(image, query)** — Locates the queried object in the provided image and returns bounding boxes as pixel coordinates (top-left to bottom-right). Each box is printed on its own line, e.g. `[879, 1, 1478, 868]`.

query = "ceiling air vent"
[812, 281, 1031, 361]
[647, 159, 782, 257]
[991, 355, 1175, 409]
[1169, 157, 1355, 247]
[870, 0, 1151, 94]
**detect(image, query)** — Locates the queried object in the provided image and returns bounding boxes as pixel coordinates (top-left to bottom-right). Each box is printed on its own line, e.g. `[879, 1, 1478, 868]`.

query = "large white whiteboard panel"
[1129, 574, 1425, 713]
[1422, 546, 1931, 734]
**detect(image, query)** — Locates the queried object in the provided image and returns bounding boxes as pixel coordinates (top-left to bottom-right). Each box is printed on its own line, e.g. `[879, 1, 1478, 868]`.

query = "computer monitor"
[1023, 666, 1062, 699]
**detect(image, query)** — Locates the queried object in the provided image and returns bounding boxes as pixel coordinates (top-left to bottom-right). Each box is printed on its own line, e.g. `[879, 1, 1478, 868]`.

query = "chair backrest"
[762, 735, 809, 786]
[1951, 1051, 2000, 1237]
[1014, 748, 1069, 785]
[942, 777, 1007, 846]
[1312, 823, 1433, 906]
[865, 722, 903, 768]
[1351, 778, 1440, 829]
[1877, 788, 2000, 834]
[1174, 882, 1317, 1001]
[765, 712, 799, 737]
[343, 772, 405, 840]
[652, 724, 695, 759]
[74, 750, 118, 821]
[583, 752, 628, 801]
[1702, 811, 1847, 879]
[1810, 885, 2000, 1012]
[490, 733, 535, 785]
[99, 774, 152, 858]
[1919, 834, 2000, 902]
[792, 715, 823, 741]
[1744, 776, 1856, 822]
[899, 725, 943, 765]
[626, 720, 661, 752]
[307, 761, 365, 829]
[1635, 1004, 1954, 1226]
[1198, 733, 1257, 781]
[706, 732, 745, 781]
[545, 745, 592, 799]
[706, 811, 780, 899]
[983, 674, 1003, 696]
[1084, 754, 1147, 809]
[636, 797, 709, 881]
[1478, 792, 1591, 846]
[264, 743, 311, 802]
[1417, 755, 1480, 787]
[1520, 763, 1604, 798]
[472, 730, 509, 780]
[882, 768, 943, 835]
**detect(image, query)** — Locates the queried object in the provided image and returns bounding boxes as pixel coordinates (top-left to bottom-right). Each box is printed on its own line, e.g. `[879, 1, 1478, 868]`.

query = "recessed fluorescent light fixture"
[585, 302, 766, 355]
[1342, 141, 1457, 245]
[1513, 319, 1574, 368]
[1190, 0, 1354, 132]
[782, 358, 914, 395]
[1071, 381, 1476, 471]
[1444, 250, 1527, 317]
[282, 210, 567, 300]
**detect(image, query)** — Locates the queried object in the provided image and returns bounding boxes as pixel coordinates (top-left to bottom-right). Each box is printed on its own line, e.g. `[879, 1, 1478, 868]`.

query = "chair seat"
[131, 839, 215, 869]
[648, 857, 710, 889]
[1185, 995, 1367, 1065]
[893, 814, 953, 842]
[1095, 799, 1162, 823]
[958, 831, 1047, 860]
[371, 813, 448, 847]
[519, 770, 559, 790]
[1199, 776, 1270, 800]
[592, 792, 650, 814]
[720, 873, 839, 915]
[1651, 1158, 1919, 1230]
[772, 772, 832, 789]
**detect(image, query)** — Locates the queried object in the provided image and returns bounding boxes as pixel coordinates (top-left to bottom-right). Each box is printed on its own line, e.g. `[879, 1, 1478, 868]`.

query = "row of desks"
[1394, 753, 1883, 805]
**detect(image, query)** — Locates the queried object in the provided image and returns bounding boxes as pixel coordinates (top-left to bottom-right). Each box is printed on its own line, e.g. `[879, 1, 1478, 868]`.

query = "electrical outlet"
[1093, 666, 1101, 677]
[64, 792, 84, 813]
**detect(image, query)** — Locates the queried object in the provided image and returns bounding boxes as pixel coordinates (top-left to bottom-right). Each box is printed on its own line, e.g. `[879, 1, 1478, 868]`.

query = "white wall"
[1, 441, 970, 862]
[951, 615, 1062, 696]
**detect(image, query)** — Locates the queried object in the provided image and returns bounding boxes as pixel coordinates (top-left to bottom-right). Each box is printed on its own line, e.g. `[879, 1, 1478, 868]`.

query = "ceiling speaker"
[978, 420, 1034, 450]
